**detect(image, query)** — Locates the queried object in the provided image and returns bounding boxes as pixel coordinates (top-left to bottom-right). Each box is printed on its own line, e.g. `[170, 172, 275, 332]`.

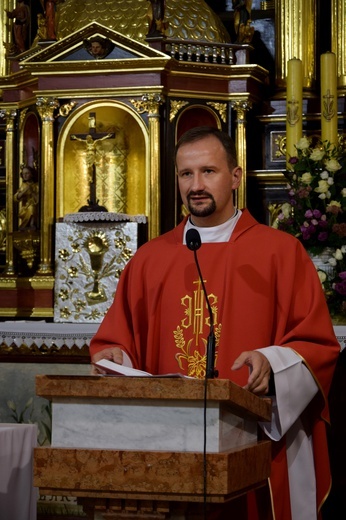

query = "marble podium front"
[49, 376, 267, 453]
[34, 376, 272, 517]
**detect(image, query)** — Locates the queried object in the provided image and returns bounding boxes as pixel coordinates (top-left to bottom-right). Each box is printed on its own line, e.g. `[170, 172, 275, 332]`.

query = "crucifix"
[70, 112, 115, 212]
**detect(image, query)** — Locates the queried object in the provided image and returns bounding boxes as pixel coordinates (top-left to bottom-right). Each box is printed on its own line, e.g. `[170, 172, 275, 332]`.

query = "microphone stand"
[192, 249, 218, 379]
[191, 248, 216, 520]
[186, 228, 219, 519]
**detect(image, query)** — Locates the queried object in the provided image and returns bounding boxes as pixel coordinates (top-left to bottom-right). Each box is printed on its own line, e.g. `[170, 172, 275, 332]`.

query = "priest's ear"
[231, 165, 242, 190]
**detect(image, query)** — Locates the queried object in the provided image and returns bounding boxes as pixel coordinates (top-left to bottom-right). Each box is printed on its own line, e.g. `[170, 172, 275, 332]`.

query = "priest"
[90, 126, 340, 520]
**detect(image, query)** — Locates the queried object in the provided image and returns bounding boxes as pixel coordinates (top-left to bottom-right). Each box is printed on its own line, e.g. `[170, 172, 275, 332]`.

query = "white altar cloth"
[334, 325, 346, 351]
[0, 424, 38, 520]
[0, 321, 99, 349]
[0, 322, 344, 352]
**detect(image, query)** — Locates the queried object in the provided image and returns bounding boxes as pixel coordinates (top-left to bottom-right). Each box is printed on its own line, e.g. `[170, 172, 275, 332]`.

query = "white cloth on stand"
[0, 424, 38, 520]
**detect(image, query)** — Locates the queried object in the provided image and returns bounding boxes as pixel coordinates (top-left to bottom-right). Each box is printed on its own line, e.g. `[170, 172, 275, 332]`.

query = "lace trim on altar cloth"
[0, 322, 99, 349]
[63, 212, 147, 224]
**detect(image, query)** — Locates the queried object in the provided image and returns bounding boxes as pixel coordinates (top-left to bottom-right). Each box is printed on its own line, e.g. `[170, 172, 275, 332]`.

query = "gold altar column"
[275, 0, 317, 90]
[286, 58, 303, 163]
[0, 1, 14, 77]
[35, 97, 59, 276]
[0, 108, 17, 276]
[147, 94, 162, 239]
[331, 0, 346, 90]
[230, 100, 252, 209]
[131, 93, 163, 239]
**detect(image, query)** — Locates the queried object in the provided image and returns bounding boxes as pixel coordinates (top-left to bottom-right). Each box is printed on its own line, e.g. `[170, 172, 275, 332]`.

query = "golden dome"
[56, 0, 230, 44]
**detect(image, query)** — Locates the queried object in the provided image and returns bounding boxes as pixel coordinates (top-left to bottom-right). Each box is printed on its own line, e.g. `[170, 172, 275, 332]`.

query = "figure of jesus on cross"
[70, 112, 115, 212]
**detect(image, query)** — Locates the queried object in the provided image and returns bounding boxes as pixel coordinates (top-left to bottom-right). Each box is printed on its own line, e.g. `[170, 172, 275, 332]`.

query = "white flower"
[317, 270, 327, 283]
[318, 193, 327, 200]
[314, 179, 330, 193]
[281, 202, 292, 218]
[301, 172, 313, 184]
[327, 200, 341, 210]
[310, 148, 325, 161]
[327, 177, 334, 185]
[334, 249, 343, 261]
[296, 137, 310, 150]
[329, 257, 337, 267]
[325, 158, 342, 172]
[320, 170, 329, 179]
[341, 245, 346, 253]
[342, 188, 346, 197]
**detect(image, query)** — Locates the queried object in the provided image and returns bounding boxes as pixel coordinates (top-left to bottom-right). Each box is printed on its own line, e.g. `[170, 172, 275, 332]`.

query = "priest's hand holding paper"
[231, 350, 272, 396]
[91, 347, 123, 374]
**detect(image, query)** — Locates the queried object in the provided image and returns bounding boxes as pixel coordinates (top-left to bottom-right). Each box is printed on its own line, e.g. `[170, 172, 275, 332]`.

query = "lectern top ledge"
[35, 374, 271, 422]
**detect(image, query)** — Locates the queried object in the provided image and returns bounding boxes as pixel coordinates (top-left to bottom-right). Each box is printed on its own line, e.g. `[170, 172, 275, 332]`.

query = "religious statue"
[146, 0, 166, 37]
[13, 165, 39, 230]
[70, 133, 114, 184]
[70, 116, 115, 211]
[5, 0, 31, 54]
[83, 37, 114, 59]
[38, 0, 61, 40]
[232, 0, 254, 43]
[32, 14, 47, 46]
[44, 0, 57, 40]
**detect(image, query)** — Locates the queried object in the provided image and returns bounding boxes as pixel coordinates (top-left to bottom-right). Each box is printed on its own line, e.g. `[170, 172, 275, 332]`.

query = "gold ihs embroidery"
[174, 279, 221, 378]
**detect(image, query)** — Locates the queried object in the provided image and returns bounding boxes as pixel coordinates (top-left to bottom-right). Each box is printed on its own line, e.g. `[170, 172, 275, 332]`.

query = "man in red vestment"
[90, 127, 340, 520]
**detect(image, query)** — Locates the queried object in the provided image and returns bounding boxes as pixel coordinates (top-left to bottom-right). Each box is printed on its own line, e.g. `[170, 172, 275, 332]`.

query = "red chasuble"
[90, 209, 340, 520]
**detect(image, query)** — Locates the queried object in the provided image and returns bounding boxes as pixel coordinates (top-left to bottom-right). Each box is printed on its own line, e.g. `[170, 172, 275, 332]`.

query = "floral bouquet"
[275, 136, 346, 319]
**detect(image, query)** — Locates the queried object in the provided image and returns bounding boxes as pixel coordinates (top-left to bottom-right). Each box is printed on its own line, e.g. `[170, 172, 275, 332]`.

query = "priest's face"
[176, 135, 242, 227]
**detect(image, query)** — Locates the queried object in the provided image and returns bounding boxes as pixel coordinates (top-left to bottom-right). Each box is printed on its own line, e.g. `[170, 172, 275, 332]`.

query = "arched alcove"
[56, 101, 149, 218]
[176, 106, 220, 142]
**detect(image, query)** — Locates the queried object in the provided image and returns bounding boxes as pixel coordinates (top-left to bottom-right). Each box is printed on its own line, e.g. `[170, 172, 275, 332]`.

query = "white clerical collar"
[183, 209, 242, 244]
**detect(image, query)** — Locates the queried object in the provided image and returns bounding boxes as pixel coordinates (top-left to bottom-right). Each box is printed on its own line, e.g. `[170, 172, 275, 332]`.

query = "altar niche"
[59, 104, 147, 223]
[70, 112, 115, 212]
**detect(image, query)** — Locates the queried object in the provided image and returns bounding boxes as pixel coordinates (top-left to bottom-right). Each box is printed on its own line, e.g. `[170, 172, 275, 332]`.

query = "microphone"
[186, 228, 201, 252]
[186, 228, 218, 379]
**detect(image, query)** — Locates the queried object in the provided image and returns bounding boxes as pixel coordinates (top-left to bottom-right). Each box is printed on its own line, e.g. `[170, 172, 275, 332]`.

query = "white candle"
[286, 58, 303, 165]
[321, 52, 338, 147]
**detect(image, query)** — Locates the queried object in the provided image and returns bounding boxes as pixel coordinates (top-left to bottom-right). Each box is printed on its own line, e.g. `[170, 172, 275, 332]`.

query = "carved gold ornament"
[130, 93, 163, 115]
[54, 222, 138, 323]
[58, 102, 78, 118]
[206, 102, 227, 123]
[13, 230, 40, 269]
[170, 100, 189, 122]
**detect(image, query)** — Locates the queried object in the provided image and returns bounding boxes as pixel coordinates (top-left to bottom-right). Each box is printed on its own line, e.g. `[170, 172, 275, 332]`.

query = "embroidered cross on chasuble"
[174, 278, 221, 378]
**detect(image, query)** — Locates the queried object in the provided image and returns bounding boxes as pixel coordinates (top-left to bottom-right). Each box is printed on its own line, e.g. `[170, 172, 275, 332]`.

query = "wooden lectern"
[34, 375, 272, 519]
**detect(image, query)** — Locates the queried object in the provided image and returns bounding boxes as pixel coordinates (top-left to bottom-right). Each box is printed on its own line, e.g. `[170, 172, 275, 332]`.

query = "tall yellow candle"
[321, 52, 338, 147]
[286, 58, 303, 166]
